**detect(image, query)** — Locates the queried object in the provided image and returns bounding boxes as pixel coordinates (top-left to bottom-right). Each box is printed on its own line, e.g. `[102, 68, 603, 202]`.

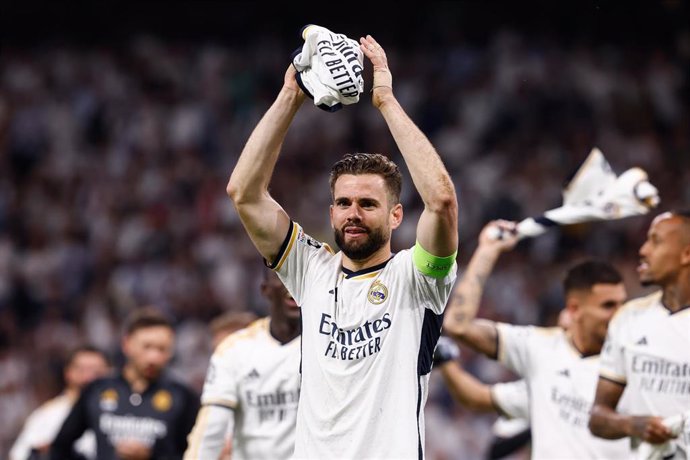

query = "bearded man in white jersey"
[443, 220, 631, 459]
[589, 210, 690, 459]
[227, 34, 458, 460]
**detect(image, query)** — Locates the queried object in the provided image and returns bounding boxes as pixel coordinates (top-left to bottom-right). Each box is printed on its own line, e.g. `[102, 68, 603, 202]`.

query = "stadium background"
[1, 1, 688, 458]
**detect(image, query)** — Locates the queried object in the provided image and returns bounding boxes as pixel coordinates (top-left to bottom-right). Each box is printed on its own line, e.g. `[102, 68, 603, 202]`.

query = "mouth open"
[344, 226, 368, 238]
[637, 261, 649, 273]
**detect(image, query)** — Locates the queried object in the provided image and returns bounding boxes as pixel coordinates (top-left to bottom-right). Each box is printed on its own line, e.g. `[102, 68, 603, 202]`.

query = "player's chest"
[92, 385, 179, 422]
[624, 312, 689, 361]
[533, 352, 599, 400]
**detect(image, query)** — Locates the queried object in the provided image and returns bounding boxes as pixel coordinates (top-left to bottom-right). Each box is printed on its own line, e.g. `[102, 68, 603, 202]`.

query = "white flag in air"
[493, 148, 660, 240]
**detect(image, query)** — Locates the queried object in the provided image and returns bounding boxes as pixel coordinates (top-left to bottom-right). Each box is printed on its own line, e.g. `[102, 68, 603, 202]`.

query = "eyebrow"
[334, 197, 381, 206]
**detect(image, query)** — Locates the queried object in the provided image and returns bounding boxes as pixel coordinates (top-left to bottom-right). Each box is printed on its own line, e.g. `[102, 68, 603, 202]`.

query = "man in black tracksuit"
[50, 308, 200, 460]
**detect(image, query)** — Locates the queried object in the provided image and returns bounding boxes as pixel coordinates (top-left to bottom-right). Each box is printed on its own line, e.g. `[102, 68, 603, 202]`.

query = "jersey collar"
[341, 255, 394, 279]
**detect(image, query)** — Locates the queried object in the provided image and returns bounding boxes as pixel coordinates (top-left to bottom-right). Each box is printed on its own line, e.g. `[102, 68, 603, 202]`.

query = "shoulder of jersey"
[215, 317, 269, 354]
[534, 325, 564, 337]
[33, 393, 71, 414]
[613, 290, 662, 321]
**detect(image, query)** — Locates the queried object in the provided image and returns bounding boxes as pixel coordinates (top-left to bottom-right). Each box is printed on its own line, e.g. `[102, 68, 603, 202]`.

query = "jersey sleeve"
[10, 409, 41, 460]
[491, 379, 530, 421]
[598, 311, 628, 385]
[183, 405, 234, 460]
[406, 249, 458, 315]
[200, 343, 241, 409]
[495, 323, 534, 377]
[270, 221, 334, 306]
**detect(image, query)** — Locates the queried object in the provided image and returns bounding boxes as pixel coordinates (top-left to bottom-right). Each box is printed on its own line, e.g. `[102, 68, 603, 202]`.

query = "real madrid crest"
[152, 390, 173, 412]
[367, 280, 388, 305]
[99, 388, 118, 411]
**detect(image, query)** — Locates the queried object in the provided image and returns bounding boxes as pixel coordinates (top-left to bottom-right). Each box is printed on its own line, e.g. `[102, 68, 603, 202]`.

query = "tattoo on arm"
[446, 250, 498, 330]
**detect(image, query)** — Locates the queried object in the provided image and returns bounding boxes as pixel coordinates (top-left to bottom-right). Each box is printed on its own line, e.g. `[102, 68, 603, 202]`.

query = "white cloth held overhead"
[292, 24, 364, 112]
[490, 147, 660, 241]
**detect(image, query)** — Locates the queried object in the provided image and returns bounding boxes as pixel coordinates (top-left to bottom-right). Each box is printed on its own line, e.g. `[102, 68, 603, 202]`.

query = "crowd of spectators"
[1, 7, 688, 458]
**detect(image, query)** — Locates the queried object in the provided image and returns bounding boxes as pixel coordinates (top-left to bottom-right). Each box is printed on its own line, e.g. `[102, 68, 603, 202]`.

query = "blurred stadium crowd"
[0, 3, 688, 458]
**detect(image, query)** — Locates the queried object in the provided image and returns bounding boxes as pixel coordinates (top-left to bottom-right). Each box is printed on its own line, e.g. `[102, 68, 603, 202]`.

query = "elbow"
[442, 320, 468, 341]
[428, 191, 459, 227]
[431, 190, 458, 215]
[587, 415, 599, 436]
[226, 178, 239, 202]
[226, 177, 250, 206]
[587, 407, 606, 438]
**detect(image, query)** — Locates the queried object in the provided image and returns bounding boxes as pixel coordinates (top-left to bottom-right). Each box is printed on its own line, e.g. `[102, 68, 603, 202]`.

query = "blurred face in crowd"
[65, 351, 110, 391]
[330, 174, 402, 261]
[638, 212, 690, 287]
[568, 283, 627, 350]
[122, 326, 175, 381]
[262, 270, 301, 322]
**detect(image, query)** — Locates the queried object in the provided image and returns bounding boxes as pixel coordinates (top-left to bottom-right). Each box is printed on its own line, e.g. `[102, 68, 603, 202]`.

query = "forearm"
[226, 88, 304, 203]
[379, 97, 457, 255]
[378, 98, 456, 212]
[439, 362, 495, 412]
[443, 245, 502, 336]
[589, 404, 632, 440]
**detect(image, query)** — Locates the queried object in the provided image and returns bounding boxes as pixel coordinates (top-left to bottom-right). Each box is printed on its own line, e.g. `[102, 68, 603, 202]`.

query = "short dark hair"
[329, 153, 402, 205]
[124, 307, 174, 336]
[563, 259, 622, 294]
[65, 345, 110, 367]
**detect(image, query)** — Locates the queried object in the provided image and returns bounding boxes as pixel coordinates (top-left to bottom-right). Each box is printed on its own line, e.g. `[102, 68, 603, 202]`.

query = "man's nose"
[347, 205, 362, 220]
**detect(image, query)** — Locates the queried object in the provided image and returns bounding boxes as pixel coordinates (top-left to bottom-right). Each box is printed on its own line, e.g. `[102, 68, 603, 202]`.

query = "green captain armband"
[412, 242, 457, 278]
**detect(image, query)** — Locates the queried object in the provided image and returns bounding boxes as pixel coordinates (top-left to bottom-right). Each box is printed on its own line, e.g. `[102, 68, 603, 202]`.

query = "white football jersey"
[600, 291, 690, 457]
[497, 323, 631, 459]
[196, 317, 301, 460]
[10, 394, 96, 460]
[272, 222, 457, 460]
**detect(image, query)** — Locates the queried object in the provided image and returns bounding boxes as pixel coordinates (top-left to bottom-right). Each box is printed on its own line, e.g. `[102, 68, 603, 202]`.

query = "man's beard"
[334, 224, 389, 261]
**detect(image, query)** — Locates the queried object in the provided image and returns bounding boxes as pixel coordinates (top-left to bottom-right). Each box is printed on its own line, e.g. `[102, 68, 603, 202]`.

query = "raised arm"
[360, 35, 457, 257]
[226, 65, 306, 263]
[442, 221, 518, 358]
[589, 378, 674, 443]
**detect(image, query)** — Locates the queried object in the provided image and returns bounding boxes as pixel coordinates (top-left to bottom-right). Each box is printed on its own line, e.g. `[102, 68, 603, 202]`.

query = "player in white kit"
[589, 210, 690, 459]
[184, 270, 301, 460]
[443, 220, 631, 459]
[10, 346, 110, 460]
[226, 34, 458, 459]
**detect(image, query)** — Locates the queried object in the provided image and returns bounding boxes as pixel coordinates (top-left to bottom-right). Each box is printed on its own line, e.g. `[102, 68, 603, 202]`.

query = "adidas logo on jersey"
[557, 369, 570, 377]
[636, 336, 648, 345]
[246, 368, 260, 380]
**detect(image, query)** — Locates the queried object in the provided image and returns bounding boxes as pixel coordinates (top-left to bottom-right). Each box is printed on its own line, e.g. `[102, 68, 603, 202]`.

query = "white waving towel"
[490, 148, 660, 240]
[635, 411, 688, 460]
[292, 24, 364, 112]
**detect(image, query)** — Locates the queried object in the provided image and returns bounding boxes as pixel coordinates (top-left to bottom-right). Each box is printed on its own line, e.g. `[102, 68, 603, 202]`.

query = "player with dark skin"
[589, 211, 690, 444]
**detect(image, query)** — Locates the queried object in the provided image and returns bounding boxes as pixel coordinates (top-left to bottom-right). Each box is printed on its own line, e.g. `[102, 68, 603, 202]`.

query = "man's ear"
[390, 203, 403, 230]
[681, 243, 690, 266]
[565, 294, 580, 319]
